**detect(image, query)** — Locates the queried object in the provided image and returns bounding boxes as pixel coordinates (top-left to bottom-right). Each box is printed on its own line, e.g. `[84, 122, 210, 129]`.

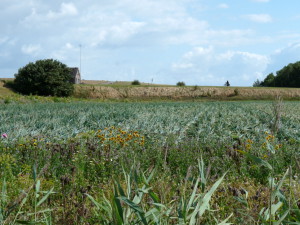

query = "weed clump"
[177, 81, 186, 86]
[131, 80, 141, 85]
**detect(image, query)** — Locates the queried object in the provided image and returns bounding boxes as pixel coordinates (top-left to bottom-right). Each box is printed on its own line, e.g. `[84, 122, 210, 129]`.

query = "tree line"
[254, 61, 300, 87]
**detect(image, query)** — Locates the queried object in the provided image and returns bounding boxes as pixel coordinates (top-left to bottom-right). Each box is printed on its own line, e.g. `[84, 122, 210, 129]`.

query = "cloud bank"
[0, 0, 300, 86]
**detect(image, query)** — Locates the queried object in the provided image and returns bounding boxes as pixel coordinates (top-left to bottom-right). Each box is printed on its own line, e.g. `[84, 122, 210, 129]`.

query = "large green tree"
[275, 62, 300, 87]
[14, 59, 74, 97]
[261, 73, 275, 87]
[259, 61, 300, 88]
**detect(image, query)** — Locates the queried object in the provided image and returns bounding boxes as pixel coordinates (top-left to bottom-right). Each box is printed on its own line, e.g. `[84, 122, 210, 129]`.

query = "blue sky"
[1, 0, 300, 86]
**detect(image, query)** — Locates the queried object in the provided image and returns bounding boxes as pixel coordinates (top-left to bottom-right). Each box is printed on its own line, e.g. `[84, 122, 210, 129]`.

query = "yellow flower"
[246, 139, 253, 144]
[266, 134, 274, 141]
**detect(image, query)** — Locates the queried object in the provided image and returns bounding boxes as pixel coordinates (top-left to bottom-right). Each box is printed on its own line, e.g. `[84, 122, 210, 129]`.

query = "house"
[70, 67, 81, 84]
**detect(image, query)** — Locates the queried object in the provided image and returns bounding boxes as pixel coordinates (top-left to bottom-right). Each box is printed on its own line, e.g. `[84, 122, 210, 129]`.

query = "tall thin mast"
[79, 44, 82, 74]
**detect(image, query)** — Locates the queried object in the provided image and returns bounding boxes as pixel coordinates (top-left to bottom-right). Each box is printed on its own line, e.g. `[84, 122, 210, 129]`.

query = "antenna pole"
[79, 44, 82, 74]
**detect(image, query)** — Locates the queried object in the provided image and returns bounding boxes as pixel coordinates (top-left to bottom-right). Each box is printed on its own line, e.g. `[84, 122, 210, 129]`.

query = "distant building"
[69, 67, 81, 84]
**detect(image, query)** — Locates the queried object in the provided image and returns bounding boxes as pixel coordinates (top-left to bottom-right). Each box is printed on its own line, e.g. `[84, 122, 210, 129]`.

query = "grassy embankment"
[1, 78, 300, 102]
[77, 80, 300, 101]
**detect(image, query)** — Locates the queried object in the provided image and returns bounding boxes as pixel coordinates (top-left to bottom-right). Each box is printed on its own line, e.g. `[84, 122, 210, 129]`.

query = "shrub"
[14, 59, 74, 97]
[176, 81, 185, 86]
[131, 80, 141, 85]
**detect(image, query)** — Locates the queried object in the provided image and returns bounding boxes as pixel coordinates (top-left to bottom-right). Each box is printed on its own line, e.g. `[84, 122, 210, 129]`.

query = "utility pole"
[79, 44, 82, 75]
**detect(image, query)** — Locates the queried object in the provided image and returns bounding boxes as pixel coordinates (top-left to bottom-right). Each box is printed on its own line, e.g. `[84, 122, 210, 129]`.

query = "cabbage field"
[1, 101, 299, 141]
[0, 100, 300, 224]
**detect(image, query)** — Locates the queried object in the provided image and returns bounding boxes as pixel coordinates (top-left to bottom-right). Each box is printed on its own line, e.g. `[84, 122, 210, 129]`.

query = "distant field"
[80, 79, 173, 87]
[1, 78, 300, 101]
[74, 83, 300, 100]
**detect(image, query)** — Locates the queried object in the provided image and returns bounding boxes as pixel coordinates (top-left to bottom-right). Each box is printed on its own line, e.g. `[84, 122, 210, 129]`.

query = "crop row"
[0, 101, 299, 143]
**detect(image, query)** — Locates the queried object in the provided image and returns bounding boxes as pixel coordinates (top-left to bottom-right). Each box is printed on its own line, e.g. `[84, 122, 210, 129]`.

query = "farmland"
[0, 100, 300, 224]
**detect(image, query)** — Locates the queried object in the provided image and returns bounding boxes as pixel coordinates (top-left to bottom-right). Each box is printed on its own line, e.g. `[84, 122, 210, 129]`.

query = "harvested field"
[74, 85, 300, 100]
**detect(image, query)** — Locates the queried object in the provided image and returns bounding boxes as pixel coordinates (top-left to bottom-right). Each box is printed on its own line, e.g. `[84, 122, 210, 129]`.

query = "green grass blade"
[36, 187, 54, 207]
[198, 172, 226, 217]
[273, 210, 289, 225]
[187, 178, 200, 211]
[118, 196, 148, 225]
[35, 180, 40, 195]
[217, 213, 233, 225]
[113, 183, 124, 225]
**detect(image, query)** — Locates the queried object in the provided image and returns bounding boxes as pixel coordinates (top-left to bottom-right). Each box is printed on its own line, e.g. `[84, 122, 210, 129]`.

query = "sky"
[1, 0, 300, 86]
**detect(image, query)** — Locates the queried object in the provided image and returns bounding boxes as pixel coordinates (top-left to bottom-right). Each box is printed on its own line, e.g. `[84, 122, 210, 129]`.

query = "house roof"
[69, 67, 80, 77]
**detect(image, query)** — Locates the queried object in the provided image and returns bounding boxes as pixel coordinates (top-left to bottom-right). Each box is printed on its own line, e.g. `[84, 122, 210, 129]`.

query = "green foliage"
[261, 61, 300, 87]
[87, 162, 227, 224]
[14, 59, 74, 97]
[176, 81, 185, 86]
[131, 80, 141, 85]
[253, 79, 262, 87]
[2, 80, 15, 90]
[261, 73, 276, 87]
[275, 61, 300, 87]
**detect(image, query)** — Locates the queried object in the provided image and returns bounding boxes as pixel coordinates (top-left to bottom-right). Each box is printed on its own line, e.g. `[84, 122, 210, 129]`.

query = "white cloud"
[171, 47, 270, 86]
[266, 42, 300, 74]
[244, 14, 273, 23]
[21, 2, 78, 26]
[218, 3, 229, 9]
[183, 46, 213, 59]
[172, 62, 193, 69]
[244, 14, 272, 23]
[65, 43, 73, 49]
[16, 1, 257, 49]
[60, 2, 78, 15]
[243, 14, 273, 23]
[21, 44, 41, 55]
[90, 21, 146, 47]
[47, 2, 78, 19]
[1, 0, 298, 86]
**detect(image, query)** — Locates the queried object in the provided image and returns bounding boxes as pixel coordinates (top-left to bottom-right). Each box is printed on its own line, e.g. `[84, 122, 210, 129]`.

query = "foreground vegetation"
[0, 100, 299, 224]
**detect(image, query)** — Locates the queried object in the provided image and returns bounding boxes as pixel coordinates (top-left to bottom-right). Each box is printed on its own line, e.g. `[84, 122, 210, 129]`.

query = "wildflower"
[266, 134, 274, 141]
[1, 133, 8, 138]
[246, 139, 253, 144]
